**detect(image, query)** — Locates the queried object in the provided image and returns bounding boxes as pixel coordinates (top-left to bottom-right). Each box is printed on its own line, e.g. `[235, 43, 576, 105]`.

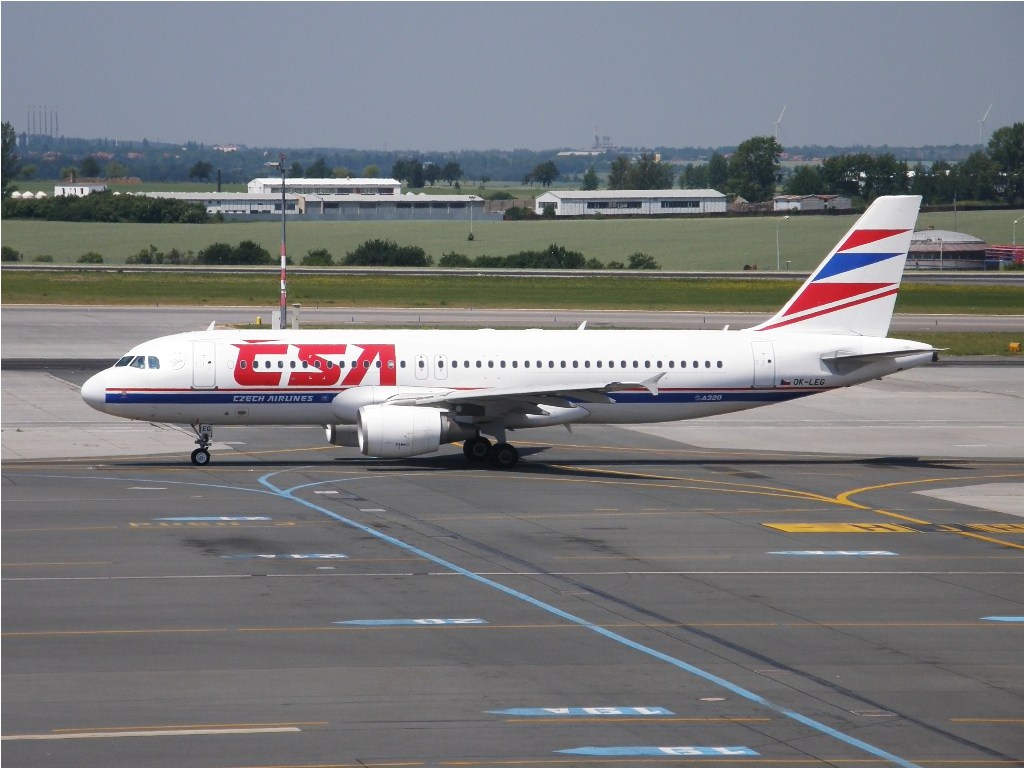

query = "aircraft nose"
[81, 371, 108, 412]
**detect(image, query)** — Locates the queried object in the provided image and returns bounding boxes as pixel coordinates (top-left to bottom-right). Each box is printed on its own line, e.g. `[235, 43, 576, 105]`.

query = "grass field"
[3, 208, 1021, 271]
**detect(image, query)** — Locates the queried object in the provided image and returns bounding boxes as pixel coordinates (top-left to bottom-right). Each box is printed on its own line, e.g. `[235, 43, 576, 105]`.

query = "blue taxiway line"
[259, 469, 923, 768]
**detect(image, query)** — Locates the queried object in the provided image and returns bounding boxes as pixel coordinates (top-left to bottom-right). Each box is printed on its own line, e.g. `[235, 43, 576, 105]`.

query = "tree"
[362, 164, 380, 177]
[441, 161, 463, 186]
[707, 152, 728, 189]
[607, 155, 632, 189]
[2, 121, 20, 197]
[529, 160, 559, 187]
[679, 163, 709, 189]
[988, 122, 1024, 203]
[726, 136, 782, 202]
[80, 156, 101, 178]
[189, 161, 214, 182]
[582, 165, 599, 190]
[627, 153, 674, 189]
[305, 157, 331, 177]
[784, 164, 822, 195]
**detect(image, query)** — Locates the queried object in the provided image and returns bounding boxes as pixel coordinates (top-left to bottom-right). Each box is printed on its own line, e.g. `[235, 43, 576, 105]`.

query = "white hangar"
[534, 189, 726, 217]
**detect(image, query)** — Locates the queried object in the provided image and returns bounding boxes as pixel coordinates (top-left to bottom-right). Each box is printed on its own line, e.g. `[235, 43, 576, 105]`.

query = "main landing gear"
[462, 434, 520, 469]
[190, 423, 213, 466]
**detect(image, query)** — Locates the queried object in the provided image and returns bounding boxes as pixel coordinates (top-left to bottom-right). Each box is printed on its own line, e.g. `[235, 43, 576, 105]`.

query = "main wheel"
[190, 448, 211, 466]
[463, 436, 491, 462]
[487, 442, 519, 469]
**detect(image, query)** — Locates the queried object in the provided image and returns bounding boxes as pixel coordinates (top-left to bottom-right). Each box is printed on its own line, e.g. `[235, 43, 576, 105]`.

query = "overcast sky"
[3, 2, 1022, 152]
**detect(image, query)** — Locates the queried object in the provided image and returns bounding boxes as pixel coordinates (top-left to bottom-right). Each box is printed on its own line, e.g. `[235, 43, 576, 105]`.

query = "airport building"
[907, 228, 989, 270]
[246, 177, 402, 196]
[773, 194, 852, 212]
[533, 189, 726, 217]
[142, 187, 485, 221]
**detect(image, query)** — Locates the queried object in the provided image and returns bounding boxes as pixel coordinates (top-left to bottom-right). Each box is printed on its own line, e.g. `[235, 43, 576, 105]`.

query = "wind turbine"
[978, 103, 993, 144]
[774, 105, 787, 143]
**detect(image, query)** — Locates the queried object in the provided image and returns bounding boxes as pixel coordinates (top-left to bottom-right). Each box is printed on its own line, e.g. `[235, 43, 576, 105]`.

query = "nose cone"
[81, 371, 108, 412]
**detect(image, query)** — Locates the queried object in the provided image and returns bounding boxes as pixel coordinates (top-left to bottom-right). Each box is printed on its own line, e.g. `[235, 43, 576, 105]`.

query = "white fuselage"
[81, 327, 935, 428]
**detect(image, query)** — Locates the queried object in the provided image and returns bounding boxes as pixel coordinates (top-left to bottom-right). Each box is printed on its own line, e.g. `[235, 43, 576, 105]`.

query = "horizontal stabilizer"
[821, 347, 940, 373]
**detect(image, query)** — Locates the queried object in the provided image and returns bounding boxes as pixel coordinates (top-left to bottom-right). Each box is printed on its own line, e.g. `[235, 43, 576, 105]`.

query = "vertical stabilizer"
[751, 195, 921, 337]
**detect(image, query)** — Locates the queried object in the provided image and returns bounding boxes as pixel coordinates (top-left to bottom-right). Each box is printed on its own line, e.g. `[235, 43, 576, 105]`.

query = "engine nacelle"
[356, 404, 472, 458]
[325, 423, 360, 447]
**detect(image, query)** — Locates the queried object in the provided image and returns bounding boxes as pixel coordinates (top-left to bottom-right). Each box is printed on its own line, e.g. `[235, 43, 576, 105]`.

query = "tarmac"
[2, 307, 1023, 767]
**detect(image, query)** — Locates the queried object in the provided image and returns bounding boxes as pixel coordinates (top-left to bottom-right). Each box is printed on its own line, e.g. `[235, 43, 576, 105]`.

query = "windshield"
[113, 355, 160, 370]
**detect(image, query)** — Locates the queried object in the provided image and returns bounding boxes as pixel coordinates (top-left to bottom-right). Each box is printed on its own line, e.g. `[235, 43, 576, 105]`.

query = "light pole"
[266, 154, 288, 329]
[1014, 215, 1023, 246]
[776, 215, 789, 270]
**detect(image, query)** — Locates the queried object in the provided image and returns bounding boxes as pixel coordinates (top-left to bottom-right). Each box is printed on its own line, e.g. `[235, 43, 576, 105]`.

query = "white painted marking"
[915, 483, 1024, 517]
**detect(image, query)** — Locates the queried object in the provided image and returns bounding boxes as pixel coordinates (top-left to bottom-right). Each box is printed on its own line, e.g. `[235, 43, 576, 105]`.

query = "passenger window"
[705, 360, 711, 368]
[717, 361, 723, 368]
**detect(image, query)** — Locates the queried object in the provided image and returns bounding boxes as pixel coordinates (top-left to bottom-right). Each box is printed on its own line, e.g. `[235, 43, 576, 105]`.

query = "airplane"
[81, 195, 937, 469]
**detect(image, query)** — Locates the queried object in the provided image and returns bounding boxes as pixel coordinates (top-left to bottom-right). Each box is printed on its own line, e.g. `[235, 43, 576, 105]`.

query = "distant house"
[773, 194, 851, 212]
[54, 182, 108, 197]
[534, 189, 726, 217]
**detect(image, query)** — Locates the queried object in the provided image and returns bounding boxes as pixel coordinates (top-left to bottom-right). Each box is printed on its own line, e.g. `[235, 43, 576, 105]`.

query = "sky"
[2, 2, 1022, 152]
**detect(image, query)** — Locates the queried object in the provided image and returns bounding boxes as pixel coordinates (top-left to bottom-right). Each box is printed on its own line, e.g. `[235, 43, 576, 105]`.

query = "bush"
[504, 244, 586, 269]
[438, 252, 473, 267]
[234, 240, 272, 265]
[504, 205, 539, 221]
[301, 248, 334, 266]
[31, 254, 54, 262]
[627, 252, 661, 270]
[2, 191, 209, 223]
[77, 251, 104, 264]
[196, 241, 271, 265]
[2, 246, 22, 262]
[344, 239, 432, 267]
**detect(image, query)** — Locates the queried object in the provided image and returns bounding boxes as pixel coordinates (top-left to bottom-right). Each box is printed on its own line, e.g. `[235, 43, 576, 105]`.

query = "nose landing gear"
[190, 423, 213, 465]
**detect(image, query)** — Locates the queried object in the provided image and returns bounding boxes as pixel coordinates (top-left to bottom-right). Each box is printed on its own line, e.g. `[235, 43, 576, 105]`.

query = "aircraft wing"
[387, 373, 666, 413]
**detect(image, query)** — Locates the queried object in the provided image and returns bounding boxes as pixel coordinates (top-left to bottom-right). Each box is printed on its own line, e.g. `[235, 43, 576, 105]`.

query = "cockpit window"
[114, 355, 160, 369]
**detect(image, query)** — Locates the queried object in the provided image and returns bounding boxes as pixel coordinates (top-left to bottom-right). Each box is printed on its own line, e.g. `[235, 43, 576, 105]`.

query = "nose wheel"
[191, 423, 213, 465]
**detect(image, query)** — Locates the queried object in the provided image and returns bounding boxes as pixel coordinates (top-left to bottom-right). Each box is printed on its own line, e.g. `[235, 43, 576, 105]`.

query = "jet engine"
[325, 423, 360, 447]
[356, 404, 473, 458]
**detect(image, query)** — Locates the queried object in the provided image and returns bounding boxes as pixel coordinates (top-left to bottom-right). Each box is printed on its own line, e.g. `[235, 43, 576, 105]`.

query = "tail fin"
[750, 195, 921, 337]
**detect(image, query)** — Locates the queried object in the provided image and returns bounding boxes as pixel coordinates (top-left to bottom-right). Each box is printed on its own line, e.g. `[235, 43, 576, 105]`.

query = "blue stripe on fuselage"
[106, 389, 819, 406]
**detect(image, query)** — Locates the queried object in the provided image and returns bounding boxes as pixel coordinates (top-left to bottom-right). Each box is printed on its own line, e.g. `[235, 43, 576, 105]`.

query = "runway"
[3, 361, 1023, 766]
